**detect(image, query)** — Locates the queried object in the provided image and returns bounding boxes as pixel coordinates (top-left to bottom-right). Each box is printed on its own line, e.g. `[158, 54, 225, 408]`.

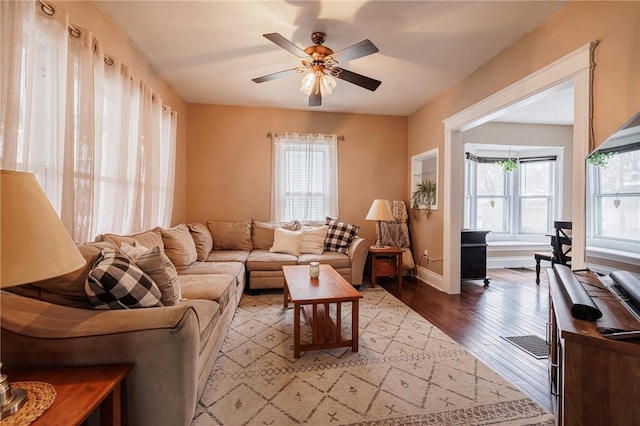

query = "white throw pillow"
[300, 226, 328, 254]
[269, 228, 304, 256]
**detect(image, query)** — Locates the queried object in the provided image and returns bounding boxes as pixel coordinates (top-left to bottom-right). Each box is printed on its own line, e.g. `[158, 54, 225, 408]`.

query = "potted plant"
[411, 180, 436, 218]
[496, 158, 518, 173]
[588, 151, 615, 168]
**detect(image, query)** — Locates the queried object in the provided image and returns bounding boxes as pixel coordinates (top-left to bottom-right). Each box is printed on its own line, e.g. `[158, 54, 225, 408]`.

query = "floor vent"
[503, 335, 548, 359]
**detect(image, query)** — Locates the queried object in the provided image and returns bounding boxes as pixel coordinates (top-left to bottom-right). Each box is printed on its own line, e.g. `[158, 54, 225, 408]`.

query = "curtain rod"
[266, 132, 345, 141]
[36, 0, 173, 113]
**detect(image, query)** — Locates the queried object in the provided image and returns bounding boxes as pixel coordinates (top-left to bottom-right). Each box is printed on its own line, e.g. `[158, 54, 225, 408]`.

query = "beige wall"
[186, 104, 407, 243]
[408, 1, 640, 276]
[59, 1, 189, 224]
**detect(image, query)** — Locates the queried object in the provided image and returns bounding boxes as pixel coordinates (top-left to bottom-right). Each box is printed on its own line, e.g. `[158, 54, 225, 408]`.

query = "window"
[271, 133, 338, 222]
[2, 2, 177, 242]
[465, 150, 558, 237]
[591, 148, 640, 241]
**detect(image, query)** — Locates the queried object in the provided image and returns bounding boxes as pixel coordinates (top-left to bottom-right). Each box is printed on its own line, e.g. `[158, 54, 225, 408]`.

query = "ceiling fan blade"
[263, 33, 308, 57]
[308, 79, 322, 106]
[329, 39, 379, 63]
[252, 68, 297, 83]
[334, 68, 381, 91]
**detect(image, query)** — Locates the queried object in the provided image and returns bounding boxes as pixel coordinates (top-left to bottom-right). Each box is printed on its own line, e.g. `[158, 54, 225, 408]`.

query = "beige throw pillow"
[187, 222, 214, 261]
[134, 246, 181, 305]
[119, 242, 149, 261]
[300, 225, 328, 254]
[208, 219, 253, 251]
[269, 228, 304, 256]
[251, 220, 299, 250]
[100, 229, 164, 252]
[158, 224, 197, 271]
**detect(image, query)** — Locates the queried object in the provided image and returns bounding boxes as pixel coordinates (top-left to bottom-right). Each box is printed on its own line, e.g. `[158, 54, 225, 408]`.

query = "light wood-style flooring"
[373, 267, 552, 412]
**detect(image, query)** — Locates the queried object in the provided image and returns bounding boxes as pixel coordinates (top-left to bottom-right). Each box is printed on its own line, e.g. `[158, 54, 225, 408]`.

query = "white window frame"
[464, 149, 560, 241]
[271, 133, 338, 222]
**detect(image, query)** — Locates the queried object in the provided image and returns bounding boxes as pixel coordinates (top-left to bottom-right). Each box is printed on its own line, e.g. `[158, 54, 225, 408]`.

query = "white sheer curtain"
[271, 133, 338, 221]
[1, 2, 177, 242]
[1, 0, 69, 210]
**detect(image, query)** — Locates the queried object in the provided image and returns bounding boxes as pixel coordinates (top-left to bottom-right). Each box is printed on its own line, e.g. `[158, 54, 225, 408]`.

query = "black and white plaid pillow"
[324, 217, 359, 254]
[85, 248, 163, 309]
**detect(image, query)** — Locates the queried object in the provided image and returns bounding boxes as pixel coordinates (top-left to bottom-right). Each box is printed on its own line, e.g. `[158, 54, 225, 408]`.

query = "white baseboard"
[487, 256, 540, 269]
[414, 265, 445, 291]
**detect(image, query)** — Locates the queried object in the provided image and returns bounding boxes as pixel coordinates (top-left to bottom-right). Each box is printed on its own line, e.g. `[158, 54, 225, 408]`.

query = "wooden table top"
[6, 364, 132, 426]
[283, 264, 362, 303]
[369, 246, 403, 254]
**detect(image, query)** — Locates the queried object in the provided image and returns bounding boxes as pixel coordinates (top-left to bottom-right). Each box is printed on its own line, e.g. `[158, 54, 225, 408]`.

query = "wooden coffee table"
[283, 264, 363, 358]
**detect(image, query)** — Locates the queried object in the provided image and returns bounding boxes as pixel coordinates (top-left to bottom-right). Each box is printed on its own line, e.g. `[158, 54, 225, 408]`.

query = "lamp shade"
[1, 170, 85, 288]
[365, 199, 395, 221]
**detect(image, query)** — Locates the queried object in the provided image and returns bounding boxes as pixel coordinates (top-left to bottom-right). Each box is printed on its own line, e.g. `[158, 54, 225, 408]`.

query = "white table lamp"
[365, 199, 395, 248]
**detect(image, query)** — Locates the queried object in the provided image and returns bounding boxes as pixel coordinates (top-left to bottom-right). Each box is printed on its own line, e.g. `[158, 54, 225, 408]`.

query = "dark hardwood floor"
[373, 267, 552, 412]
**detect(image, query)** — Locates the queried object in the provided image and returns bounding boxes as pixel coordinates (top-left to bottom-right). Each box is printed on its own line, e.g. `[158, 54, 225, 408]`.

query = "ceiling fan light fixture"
[300, 71, 336, 98]
[300, 72, 316, 96]
[320, 73, 336, 96]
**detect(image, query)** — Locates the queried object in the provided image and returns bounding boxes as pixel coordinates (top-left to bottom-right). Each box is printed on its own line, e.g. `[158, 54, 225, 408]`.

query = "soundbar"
[553, 264, 603, 321]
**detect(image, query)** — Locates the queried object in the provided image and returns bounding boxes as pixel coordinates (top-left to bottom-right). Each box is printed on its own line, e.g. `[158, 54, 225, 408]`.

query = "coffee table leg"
[283, 280, 289, 309]
[294, 302, 300, 358]
[397, 253, 403, 289]
[352, 299, 359, 352]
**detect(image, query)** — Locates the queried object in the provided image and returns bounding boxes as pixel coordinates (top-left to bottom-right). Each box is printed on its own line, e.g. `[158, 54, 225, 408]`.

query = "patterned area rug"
[192, 288, 554, 425]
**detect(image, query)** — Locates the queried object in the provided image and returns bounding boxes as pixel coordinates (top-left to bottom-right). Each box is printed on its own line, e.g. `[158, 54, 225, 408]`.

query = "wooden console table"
[547, 270, 640, 425]
[6, 364, 132, 426]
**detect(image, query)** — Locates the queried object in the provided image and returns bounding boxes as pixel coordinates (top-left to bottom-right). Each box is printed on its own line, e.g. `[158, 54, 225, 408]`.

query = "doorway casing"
[441, 41, 596, 294]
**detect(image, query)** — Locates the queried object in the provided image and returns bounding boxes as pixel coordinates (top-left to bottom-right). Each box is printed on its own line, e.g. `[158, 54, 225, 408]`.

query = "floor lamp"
[0, 170, 86, 419]
[365, 199, 395, 248]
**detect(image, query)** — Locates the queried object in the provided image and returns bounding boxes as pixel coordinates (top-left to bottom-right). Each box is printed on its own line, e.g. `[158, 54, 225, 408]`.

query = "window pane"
[477, 197, 506, 232]
[520, 161, 552, 196]
[597, 195, 640, 240]
[520, 197, 549, 233]
[598, 150, 640, 194]
[477, 163, 504, 195]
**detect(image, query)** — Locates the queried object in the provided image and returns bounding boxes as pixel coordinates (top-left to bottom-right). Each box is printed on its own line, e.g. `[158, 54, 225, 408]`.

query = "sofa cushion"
[6, 241, 116, 308]
[158, 224, 198, 272]
[246, 250, 298, 271]
[179, 274, 236, 313]
[180, 261, 245, 279]
[208, 219, 253, 251]
[187, 222, 214, 261]
[300, 225, 328, 254]
[297, 252, 351, 269]
[85, 248, 163, 309]
[134, 246, 181, 305]
[205, 250, 250, 263]
[251, 220, 299, 250]
[207, 250, 251, 263]
[269, 228, 303, 256]
[325, 217, 359, 254]
[99, 229, 164, 252]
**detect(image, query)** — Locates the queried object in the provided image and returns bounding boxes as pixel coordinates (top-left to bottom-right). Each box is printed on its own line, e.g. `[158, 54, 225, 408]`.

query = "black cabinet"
[461, 229, 490, 286]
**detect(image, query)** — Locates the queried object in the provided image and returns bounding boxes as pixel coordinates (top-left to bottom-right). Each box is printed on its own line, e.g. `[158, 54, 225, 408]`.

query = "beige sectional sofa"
[0, 218, 371, 426]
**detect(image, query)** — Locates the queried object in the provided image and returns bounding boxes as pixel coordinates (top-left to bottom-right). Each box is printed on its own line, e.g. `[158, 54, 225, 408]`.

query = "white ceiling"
[95, 0, 569, 117]
[494, 82, 574, 125]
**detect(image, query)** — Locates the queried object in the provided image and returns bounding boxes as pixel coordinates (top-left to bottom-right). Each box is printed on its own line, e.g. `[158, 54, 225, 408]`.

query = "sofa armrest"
[347, 237, 372, 286]
[0, 291, 203, 426]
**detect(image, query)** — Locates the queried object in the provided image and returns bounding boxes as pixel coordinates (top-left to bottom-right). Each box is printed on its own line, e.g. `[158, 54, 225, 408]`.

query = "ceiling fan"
[252, 32, 381, 107]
